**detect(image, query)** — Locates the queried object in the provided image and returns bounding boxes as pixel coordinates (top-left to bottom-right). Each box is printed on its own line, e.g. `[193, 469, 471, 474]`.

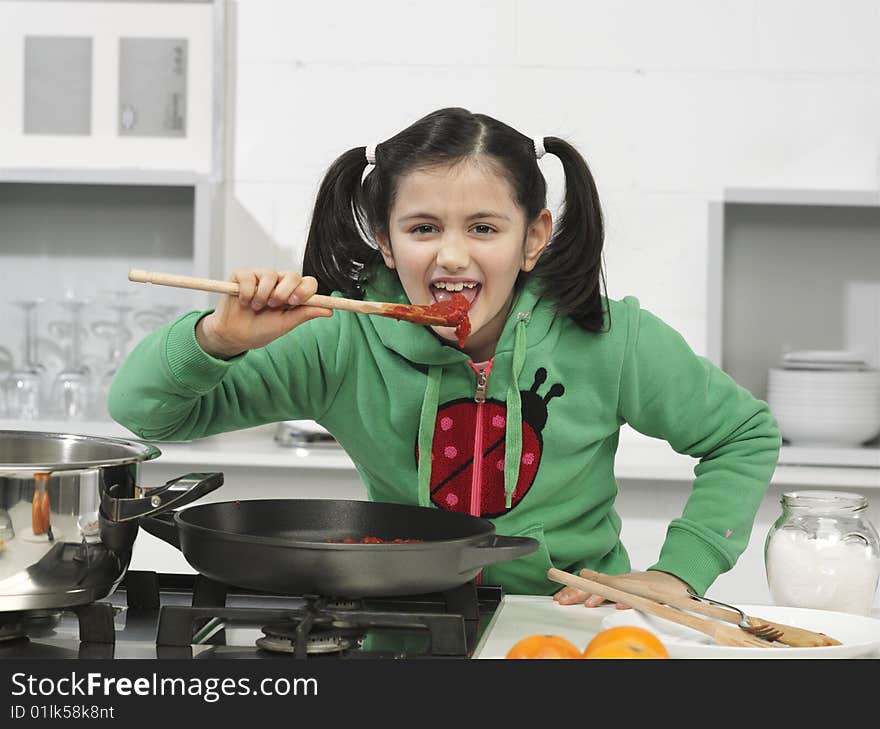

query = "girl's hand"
[196, 270, 332, 358]
[552, 569, 690, 609]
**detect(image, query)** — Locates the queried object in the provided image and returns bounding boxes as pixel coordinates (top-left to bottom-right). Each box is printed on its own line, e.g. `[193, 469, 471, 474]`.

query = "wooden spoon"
[128, 269, 472, 346]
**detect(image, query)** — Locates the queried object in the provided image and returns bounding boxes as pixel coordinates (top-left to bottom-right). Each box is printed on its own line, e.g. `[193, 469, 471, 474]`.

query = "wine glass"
[0, 346, 12, 417]
[133, 304, 182, 334]
[5, 300, 46, 420]
[0, 347, 12, 375]
[91, 291, 138, 419]
[49, 298, 92, 420]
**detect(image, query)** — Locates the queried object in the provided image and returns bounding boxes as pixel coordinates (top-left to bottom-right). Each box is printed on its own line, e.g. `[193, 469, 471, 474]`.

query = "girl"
[109, 107, 781, 603]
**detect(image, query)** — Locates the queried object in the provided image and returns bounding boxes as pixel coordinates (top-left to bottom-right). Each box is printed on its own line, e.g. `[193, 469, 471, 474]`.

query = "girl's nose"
[435, 234, 469, 272]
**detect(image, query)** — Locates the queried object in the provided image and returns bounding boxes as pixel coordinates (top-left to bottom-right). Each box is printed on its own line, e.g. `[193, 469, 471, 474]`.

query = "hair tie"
[533, 136, 546, 160]
[365, 143, 378, 166]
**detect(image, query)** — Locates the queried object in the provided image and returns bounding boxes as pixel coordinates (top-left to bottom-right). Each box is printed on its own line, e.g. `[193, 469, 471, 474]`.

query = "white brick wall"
[224, 0, 880, 353]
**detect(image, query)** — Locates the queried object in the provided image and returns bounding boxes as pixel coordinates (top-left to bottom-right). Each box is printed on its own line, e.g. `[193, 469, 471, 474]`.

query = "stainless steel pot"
[0, 430, 222, 612]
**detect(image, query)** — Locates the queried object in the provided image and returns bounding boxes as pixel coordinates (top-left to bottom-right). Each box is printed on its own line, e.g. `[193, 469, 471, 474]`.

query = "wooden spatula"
[128, 269, 472, 345]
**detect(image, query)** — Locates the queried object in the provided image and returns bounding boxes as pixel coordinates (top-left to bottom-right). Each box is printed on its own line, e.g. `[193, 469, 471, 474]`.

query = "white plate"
[782, 362, 867, 371]
[769, 369, 880, 384]
[783, 350, 868, 365]
[601, 604, 880, 658]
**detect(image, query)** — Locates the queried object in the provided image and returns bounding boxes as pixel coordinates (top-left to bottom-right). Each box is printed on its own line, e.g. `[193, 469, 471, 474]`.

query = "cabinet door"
[118, 38, 188, 139]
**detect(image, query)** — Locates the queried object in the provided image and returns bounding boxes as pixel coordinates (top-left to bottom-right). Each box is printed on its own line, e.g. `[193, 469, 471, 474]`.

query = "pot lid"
[0, 430, 161, 474]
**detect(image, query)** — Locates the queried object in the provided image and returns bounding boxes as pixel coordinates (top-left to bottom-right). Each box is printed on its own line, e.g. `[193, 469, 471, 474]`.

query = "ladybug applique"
[419, 367, 564, 518]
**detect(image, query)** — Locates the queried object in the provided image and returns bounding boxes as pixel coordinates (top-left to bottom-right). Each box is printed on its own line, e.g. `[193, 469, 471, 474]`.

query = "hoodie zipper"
[468, 359, 493, 587]
[467, 359, 494, 518]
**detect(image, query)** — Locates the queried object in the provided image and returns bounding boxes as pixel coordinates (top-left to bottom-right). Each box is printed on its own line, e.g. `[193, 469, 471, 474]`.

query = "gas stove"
[0, 571, 503, 659]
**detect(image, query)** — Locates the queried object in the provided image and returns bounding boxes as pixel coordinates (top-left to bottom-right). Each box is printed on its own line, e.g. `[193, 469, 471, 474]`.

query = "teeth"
[433, 281, 477, 292]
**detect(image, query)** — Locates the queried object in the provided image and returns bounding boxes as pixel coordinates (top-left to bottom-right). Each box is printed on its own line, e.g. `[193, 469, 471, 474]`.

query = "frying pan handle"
[138, 511, 180, 550]
[101, 472, 224, 522]
[459, 535, 539, 571]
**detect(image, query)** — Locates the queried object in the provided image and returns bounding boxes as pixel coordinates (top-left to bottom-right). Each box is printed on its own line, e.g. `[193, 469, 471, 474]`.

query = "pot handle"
[100, 472, 224, 522]
[459, 535, 539, 572]
[138, 511, 180, 550]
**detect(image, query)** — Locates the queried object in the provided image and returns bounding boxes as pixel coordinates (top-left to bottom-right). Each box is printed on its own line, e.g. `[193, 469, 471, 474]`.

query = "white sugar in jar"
[765, 491, 880, 616]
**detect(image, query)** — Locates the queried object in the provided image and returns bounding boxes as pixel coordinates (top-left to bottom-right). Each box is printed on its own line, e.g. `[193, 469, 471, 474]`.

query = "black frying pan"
[139, 499, 538, 597]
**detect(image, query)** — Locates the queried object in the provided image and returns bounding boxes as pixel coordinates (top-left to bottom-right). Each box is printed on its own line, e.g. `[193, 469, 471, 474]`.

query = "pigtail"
[536, 137, 608, 332]
[301, 147, 382, 297]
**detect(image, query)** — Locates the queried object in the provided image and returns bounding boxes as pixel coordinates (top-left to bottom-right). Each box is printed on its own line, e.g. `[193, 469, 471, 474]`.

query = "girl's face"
[376, 159, 551, 362]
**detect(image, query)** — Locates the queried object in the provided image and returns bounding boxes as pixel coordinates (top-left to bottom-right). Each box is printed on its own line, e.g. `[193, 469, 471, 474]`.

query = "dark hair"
[301, 107, 607, 332]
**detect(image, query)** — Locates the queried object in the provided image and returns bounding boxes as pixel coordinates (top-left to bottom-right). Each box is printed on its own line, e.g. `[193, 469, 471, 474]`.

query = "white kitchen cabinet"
[708, 187, 880, 469]
[0, 0, 225, 174]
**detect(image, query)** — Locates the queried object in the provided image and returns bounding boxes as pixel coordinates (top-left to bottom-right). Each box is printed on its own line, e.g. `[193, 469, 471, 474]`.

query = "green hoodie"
[109, 268, 781, 596]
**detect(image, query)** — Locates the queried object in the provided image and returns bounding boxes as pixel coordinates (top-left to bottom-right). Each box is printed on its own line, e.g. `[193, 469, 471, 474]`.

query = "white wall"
[223, 0, 880, 357]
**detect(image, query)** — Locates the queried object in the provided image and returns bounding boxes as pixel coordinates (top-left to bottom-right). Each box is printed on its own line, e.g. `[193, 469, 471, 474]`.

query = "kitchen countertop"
[3, 418, 879, 488]
[473, 597, 616, 658]
[471, 596, 880, 659]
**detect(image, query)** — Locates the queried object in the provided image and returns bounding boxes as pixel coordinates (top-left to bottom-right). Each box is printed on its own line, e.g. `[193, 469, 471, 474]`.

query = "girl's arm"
[108, 271, 344, 441]
[617, 298, 782, 596]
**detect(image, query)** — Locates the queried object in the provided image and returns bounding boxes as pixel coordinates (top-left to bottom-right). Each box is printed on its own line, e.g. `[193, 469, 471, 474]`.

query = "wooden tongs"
[548, 568, 781, 648]
[550, 567, 840, 648]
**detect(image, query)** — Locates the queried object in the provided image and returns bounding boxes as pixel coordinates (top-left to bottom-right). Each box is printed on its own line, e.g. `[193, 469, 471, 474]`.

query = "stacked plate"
[768, 351, 880, 447]
[780, 350, 869, 371]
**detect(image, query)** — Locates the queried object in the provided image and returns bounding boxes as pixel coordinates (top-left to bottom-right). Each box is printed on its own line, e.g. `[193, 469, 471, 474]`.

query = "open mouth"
[430, 281, 480, 307]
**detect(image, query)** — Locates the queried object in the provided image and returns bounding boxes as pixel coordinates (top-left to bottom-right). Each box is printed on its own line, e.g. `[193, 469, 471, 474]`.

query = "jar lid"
[782, 490, 868, 511]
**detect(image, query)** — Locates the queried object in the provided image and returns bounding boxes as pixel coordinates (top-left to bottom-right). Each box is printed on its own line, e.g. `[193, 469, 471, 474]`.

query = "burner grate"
[150, 576, 493, 659]
[0, 571, 503, 660]
[156, 603, 469, 658]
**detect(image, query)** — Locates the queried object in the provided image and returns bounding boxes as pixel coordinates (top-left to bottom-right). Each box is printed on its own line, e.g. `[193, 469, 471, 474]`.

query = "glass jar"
[765, 490, 880, 615]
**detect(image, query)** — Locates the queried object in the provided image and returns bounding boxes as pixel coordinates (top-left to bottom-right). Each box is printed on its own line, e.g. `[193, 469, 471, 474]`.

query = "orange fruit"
[505, 634, 583, 659]
[582, 626, 669, 659]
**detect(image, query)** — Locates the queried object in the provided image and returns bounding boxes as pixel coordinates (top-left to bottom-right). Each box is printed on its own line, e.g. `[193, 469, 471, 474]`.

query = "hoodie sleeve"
[107, 309, 349, 441]
[616, 296, 781, 595]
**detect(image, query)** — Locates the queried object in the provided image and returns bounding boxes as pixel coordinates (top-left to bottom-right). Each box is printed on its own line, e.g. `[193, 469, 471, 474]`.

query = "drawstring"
[415, 313, 530, 511]
[504, 314, 529, 508]
[417, 365, 443, 507]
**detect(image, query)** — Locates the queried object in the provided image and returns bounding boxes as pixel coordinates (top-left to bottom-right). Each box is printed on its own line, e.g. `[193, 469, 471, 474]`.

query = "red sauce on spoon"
[384, 293, 471, 347]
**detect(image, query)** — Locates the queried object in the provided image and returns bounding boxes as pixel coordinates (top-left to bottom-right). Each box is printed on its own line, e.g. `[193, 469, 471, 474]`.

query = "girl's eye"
[472, 224, 496, 235]
[411, 224, 437, 235]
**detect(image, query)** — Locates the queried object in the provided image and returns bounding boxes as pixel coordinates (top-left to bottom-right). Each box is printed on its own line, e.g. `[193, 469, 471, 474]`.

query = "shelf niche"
[0, 173, 220, 420]
[709, 188, 880, 401]
[708, 188, 880, 468]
